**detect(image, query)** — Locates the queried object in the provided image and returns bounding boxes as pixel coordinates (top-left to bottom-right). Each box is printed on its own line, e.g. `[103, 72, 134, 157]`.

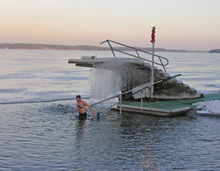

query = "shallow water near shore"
[1, 50, 220, 170]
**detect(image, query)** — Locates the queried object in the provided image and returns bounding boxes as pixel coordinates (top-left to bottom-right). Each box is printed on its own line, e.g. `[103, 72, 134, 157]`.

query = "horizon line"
[0, 42, 211, 52]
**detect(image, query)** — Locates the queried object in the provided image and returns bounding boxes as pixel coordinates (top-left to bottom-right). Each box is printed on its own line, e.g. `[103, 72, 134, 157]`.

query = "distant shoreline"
[0, 43, 208, 53]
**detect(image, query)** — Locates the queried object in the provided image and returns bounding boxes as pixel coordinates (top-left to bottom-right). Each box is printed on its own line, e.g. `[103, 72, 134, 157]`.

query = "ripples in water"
[1, 101, 220, 170]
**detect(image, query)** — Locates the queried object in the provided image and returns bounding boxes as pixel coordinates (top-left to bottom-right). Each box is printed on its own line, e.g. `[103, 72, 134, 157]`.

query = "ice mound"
[194, 100, 220, 114]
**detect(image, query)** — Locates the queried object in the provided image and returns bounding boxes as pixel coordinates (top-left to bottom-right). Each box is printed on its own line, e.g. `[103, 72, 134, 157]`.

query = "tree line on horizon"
[0, 43, 216, 52]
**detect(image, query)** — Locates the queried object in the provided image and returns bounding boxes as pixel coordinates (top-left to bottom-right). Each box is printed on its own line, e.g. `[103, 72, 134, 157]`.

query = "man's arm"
[82, 100, 96, 114]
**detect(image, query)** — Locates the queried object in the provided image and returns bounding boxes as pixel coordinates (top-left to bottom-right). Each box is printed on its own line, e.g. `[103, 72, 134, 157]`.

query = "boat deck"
[111, 94, 220, 117]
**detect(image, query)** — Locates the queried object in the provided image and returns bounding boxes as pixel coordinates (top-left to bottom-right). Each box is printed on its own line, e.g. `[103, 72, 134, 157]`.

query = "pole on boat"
[119, 93, 122, 115]
[150, 24, 156, 99]
[141, 90, 143, 110]
[94, 74, 181, 118]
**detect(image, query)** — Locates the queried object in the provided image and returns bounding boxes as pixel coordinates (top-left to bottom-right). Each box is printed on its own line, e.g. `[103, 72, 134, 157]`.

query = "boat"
[68, 39, 213, 117]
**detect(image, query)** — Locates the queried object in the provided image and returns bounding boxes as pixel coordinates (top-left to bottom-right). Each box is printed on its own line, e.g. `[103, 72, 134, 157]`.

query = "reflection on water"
[75, 118, 87, 141]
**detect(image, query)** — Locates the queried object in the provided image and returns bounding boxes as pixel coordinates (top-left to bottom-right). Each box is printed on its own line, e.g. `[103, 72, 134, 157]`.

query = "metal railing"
[100, 39, 169, 72]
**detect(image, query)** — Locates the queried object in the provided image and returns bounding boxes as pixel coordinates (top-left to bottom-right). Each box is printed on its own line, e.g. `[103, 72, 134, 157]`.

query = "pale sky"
[0, 0, 220, 50]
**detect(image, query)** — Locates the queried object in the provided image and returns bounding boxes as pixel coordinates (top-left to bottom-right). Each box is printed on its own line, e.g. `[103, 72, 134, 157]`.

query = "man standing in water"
[75, 95, 96, 119]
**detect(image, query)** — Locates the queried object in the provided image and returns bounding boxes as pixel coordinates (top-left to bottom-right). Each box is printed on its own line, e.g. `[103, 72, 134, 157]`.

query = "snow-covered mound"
[194, 100, 220, 114]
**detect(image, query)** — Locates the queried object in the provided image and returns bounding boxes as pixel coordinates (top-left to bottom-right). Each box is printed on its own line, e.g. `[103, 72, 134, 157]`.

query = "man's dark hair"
[76, 95, 81, 99]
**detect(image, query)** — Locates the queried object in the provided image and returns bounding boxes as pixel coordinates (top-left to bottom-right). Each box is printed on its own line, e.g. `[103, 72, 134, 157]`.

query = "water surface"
[0, 50, 220, 170]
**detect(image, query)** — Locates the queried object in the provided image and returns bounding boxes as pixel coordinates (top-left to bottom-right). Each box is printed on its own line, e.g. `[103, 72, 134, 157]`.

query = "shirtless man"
[75, 95, 96, 119]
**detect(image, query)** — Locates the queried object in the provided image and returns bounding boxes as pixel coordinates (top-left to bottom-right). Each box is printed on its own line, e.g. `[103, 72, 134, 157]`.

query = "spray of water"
[89, 59, 150, 100]
[89, 62, 121, 100]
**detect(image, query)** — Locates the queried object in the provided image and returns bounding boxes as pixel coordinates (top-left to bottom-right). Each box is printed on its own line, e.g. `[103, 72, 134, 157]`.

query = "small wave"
[0, 98, 72, 105]
[206, 84, 220, 88]
[0, 88, 25, 94]
[0, 96, 88, 105]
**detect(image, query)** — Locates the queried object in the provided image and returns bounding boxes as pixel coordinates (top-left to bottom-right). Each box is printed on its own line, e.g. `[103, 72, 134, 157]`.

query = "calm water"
[0, 49, 220, 170]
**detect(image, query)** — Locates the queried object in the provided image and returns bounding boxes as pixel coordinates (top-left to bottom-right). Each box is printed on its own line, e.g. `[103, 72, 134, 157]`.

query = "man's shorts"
[79, 112, 87, 120]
